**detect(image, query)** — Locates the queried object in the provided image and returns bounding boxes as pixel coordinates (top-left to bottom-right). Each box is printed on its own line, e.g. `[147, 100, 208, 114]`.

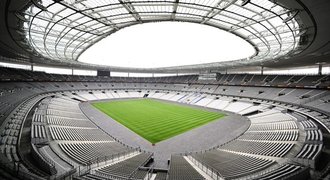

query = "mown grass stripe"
[92, 99, 225, 144]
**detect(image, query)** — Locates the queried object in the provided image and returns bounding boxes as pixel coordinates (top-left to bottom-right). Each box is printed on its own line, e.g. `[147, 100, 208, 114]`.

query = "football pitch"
[92, 98, 225, 144]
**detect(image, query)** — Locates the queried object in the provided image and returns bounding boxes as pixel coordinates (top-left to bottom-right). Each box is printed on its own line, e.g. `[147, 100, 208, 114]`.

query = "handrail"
[187, 155, 224, 180]
[87, 149, 140, 167]
[128, 153, 153, 178]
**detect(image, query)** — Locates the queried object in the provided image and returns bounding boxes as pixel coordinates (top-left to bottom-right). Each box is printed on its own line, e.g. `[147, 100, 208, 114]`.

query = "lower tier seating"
[95, 153, 152, 179]
[255, 164, 305, 180]
[59, 142, 132, 165]
[167, 155, 205, 180]
[192, 150, 275, 179]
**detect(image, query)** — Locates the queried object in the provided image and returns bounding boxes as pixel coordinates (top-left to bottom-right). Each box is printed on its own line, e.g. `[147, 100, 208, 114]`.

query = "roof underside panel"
[22, 0, 303, 69]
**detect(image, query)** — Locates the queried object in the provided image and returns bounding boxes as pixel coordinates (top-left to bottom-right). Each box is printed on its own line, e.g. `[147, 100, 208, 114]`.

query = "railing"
[299, 91, 329, 105]
[127, 153, 153, 178]
[88, 149, 141, 170]
[93, 167, 153, 180]
[86, 152, 153, 180]
[143, 164, 155, 180]
[94, 171, 145, 180]
[50, 168, 76, 180]
[2, 150, 142, 180]
[187, 155, 224, 180]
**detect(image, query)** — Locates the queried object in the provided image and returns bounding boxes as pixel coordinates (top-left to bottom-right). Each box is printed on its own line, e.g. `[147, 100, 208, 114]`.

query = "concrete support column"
[318, 64, 322, 75]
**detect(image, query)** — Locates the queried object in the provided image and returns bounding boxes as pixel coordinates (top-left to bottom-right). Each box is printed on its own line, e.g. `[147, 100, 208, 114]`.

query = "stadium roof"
[0, 0, 329, 73]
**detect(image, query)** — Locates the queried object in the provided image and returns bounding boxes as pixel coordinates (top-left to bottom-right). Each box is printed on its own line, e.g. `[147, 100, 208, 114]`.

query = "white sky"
[79, 22, 256, 68]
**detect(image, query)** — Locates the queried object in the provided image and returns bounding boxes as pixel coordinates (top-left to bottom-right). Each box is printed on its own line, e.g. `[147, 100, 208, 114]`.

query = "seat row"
[32, 114, 46, 123]
[300, 119, 318, 129]
[59, 142, 132, 165]
[47, 104, 82, 113]
[47, 116, 94, 127]
[296, 144, 323, 160]
[249, 121, 298, 131]
[47, 109, 86, 119]
[220, 140, 294, 157]
[249, 112, 294, 123]
[49, 126, 111, 141]
[31, 124, 47, 139]
[239, 130, 299, 142]
[306, 129, 323, 141]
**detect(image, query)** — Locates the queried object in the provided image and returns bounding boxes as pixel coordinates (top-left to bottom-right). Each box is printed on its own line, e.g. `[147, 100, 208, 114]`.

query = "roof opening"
[79, 22, 255, 68]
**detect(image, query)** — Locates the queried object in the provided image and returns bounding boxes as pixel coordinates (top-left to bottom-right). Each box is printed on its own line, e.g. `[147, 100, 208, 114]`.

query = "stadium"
[0, 0, 330, 179]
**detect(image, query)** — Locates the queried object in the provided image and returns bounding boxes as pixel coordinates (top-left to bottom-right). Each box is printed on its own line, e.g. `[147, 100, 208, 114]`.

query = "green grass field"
[92, 99, 225, 144]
